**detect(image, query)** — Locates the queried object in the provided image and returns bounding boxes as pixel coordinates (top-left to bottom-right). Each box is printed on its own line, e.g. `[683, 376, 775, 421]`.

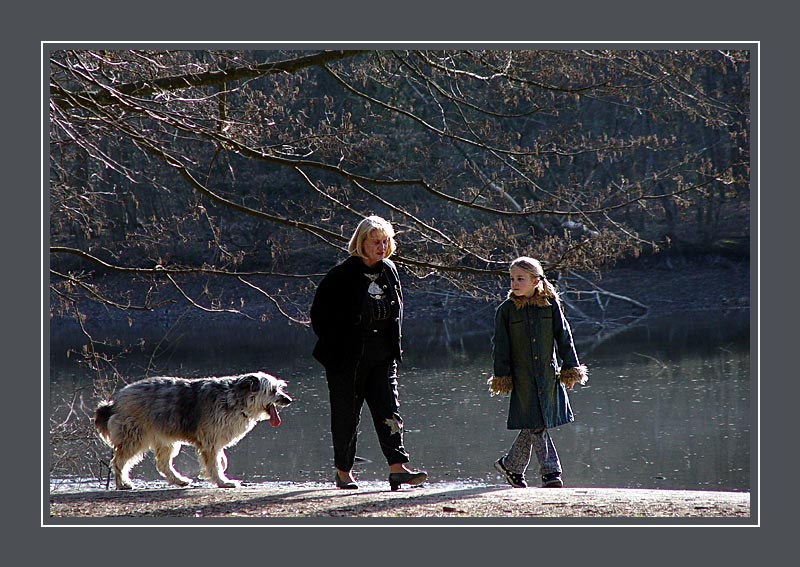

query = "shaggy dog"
[93, 371, 292, 489]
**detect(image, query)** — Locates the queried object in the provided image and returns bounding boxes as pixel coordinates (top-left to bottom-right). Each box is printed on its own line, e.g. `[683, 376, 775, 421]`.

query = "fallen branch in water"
[565, 270, 650, 314]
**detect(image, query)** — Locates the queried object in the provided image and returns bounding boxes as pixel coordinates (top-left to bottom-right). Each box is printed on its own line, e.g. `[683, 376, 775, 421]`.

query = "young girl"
[488, 257, 588, 488]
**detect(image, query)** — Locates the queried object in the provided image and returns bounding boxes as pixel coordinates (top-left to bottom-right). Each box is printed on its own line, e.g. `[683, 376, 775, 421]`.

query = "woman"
[310, 215, 427, 491]
[488, 256, 588, 488]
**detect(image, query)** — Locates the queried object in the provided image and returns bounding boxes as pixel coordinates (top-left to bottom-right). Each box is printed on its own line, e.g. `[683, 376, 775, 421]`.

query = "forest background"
[49, 49, 750, 328]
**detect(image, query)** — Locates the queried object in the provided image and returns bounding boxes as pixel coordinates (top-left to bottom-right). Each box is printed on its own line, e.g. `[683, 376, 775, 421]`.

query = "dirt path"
[48, 481, 751, 523]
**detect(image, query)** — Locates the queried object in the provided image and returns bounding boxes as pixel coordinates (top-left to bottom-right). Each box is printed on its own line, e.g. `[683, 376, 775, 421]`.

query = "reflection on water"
[49, 310, 751, 492]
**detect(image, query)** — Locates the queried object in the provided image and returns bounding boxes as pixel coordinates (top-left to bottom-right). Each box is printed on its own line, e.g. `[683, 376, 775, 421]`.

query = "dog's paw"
[216, 479, 241, 488]
[116, 482, 133, 490]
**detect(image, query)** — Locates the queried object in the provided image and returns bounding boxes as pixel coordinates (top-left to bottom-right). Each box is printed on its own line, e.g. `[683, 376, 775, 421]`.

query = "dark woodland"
[50, 49, 749, 321]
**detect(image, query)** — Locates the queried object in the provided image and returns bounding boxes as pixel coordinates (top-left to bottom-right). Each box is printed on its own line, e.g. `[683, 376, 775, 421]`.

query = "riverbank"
[49, 254, 751, 353]
[48, 480, 751, 523]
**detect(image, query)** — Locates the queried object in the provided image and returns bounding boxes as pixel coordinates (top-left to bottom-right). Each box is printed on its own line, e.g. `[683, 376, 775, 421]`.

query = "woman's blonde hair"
[510, 256, 560, 301]
[348, 215, 397, 259]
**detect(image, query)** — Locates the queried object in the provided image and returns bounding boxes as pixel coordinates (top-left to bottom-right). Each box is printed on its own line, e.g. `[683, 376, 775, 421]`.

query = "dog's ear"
[237, 374, 261, 392]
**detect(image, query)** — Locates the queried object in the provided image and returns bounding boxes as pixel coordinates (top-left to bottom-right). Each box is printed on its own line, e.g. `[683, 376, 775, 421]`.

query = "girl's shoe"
[542, 472, 563, 488]
[335, 473, 358, 489]
[388, 470, 427, 491]
[494, 458, 527, 488]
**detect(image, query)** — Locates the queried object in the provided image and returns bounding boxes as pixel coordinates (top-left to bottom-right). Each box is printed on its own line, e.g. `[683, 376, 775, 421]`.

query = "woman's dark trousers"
[325, 348, 410, 472]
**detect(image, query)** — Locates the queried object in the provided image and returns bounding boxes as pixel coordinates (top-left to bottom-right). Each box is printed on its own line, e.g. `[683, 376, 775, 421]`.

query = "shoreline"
[48, 480, 751, 522]
[48, 256, 751, 354]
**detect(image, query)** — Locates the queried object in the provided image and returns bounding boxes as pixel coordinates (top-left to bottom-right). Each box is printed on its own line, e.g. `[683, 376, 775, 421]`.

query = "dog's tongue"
[268, 405, 281, 427]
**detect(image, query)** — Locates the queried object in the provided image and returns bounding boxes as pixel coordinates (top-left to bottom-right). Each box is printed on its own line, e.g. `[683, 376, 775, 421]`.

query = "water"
[48, 309, 751, 492]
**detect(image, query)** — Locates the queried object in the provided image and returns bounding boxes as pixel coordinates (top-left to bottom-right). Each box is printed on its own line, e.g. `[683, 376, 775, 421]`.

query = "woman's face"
[510, 266, 539, 297]
[362, 230, 389, 266]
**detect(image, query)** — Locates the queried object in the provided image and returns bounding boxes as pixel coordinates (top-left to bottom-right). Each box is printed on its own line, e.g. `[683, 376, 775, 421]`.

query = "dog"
[93, 371, 292, 489]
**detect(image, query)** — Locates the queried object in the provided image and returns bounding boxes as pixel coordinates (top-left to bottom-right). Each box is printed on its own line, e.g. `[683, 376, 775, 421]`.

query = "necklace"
[364, 272, 385, 297]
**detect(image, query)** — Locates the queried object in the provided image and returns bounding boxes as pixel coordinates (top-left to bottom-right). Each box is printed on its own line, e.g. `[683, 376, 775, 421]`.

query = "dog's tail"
[93, 401, 115, 445]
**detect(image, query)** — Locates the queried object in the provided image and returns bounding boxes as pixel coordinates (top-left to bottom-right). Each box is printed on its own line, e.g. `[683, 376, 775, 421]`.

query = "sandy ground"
[48, 480, 751, 524]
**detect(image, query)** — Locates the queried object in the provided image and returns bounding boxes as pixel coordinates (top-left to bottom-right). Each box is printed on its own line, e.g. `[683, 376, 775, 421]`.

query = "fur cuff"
[559, 364, 589, 388]
[487, 375, 513, 396]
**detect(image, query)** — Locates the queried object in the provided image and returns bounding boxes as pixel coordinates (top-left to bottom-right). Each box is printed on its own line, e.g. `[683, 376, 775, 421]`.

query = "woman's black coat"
[310, 256, 403, 371]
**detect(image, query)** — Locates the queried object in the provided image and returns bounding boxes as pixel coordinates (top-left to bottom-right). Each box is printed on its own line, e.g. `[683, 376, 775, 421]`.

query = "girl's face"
[362, 230, 389, 266]
[510, 266, 539, 297]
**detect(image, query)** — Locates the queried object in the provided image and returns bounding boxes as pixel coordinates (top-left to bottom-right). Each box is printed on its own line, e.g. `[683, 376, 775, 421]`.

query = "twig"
[238, 277, 311, 326]
[165, 273, 255, 320]
[633, 352, 669, 371]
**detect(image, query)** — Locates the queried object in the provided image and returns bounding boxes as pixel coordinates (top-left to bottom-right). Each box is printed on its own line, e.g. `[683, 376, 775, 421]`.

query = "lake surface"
[48, 309, 752, 492]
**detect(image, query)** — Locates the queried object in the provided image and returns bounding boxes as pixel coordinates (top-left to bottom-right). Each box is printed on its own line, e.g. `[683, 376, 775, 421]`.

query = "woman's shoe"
[335, 473, 358, 489]
[388, 470, 427, 491]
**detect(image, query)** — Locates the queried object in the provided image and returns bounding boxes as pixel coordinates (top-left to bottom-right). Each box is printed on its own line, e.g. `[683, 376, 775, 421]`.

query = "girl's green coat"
[492, 294, 582, 429]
